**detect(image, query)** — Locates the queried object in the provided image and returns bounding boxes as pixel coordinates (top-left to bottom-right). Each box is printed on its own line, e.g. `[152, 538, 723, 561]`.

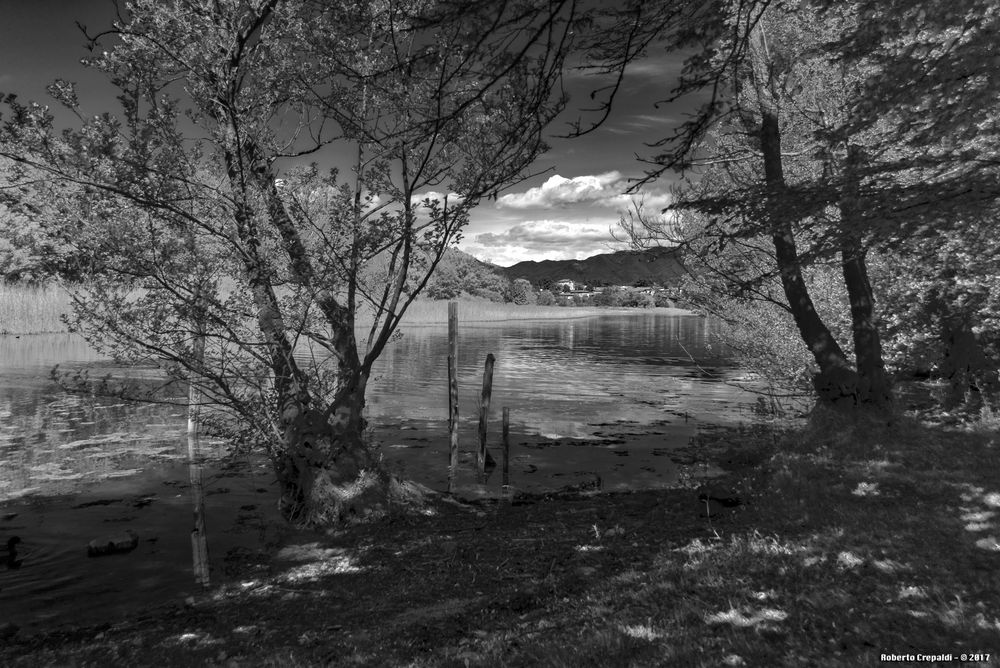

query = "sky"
[0, 0, 699, 267]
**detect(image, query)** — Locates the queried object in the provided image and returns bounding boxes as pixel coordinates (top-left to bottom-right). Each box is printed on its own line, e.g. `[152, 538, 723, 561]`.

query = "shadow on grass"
[1, 413, 997, 667]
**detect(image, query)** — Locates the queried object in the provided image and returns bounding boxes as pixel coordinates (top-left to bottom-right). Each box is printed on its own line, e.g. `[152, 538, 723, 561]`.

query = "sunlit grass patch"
[466, 421, 1000, 666]
[974, 535, 1000, 551]
[704, 607, 789, 627]
[619, 623, 663, 640]
[898, 585, 929, 600]
[871, 558, 908, 573]
[835, 550, 864, 569]
[274, 543, 365, 582]
[851, 481, 881, 496]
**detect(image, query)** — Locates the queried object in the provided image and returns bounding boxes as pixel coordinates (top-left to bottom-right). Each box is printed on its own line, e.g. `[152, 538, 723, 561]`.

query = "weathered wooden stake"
[447, 301, 459, 493]
[187, 326, 210, 588]
[477, 353, 496, 475]
[501, 407, 510, 497]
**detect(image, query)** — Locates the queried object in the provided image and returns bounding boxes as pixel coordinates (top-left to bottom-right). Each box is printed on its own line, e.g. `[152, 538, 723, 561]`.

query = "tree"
[424, 249, 511, 302]
[593, 287, 624, 307]
[823, 0, 1000, 409]
[0, 168, 96, 281]
[603, 0, 981, 411]
[877, 225, 1000, 409]
[574, 0, 994, 414]
[536, 289, 556, 306]
[510, 278, 535, 305]
[726, 3, 892, 408]
[0, 0, 579, 525]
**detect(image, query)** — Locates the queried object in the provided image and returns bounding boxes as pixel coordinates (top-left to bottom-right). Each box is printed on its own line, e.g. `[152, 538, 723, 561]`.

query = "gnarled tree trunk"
[275, 373, 389, 526]
[749, 26, 860, 408]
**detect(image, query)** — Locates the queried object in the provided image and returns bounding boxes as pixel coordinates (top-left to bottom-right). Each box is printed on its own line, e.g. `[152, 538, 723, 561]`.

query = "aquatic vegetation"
[0, 283, 72, 335]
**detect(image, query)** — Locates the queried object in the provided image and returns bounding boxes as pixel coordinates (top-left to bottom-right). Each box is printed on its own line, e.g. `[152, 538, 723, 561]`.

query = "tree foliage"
[606, 0, 1000, 413]
[535, 288, 556, 306]
[0, 165, 98, 281]
[510, 278, 535, 305]
[423, 248, 511, 301]
[0, 0, 580, 525]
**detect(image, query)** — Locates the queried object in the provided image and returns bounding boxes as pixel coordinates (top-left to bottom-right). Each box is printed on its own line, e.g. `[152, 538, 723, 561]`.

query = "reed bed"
[0, 282, 73, 335]
[1, 281, 682, 338]
[387, 299, 619, 326]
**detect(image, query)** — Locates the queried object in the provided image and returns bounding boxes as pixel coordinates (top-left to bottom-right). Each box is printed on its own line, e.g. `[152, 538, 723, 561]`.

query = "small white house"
[554, 278, 576, 292]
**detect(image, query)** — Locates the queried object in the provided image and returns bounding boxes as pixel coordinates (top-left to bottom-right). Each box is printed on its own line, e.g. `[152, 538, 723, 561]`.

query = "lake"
[0, 311, 759, 631]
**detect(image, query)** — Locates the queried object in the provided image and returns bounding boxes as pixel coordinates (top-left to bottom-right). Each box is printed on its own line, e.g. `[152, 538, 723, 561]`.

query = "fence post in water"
[187, 320, 210, 588]
[447, 301, 459, 493]
[478, 353, 496, 476]
[501, 407, 510, 498]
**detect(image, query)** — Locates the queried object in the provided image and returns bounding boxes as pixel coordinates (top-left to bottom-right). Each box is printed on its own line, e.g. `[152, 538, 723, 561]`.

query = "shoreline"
[392, 305, 699, 328]
[2, 415, 994, 666]
[0, 420, 722, 636]
[0, 304, 700, 337]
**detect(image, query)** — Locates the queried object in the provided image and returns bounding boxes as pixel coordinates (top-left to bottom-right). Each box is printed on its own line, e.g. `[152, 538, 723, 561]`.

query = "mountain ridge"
[492, 247, 686, 288]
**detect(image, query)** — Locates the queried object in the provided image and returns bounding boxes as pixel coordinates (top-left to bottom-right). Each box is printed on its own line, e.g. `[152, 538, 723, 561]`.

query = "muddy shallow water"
[0, 312, 760, 630]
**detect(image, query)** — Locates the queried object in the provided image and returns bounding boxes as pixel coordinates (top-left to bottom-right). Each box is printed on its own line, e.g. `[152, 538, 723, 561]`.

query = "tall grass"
[386, 299, 644, 326]
[0, 281, 688, 338]
[0, 282, 72, 335]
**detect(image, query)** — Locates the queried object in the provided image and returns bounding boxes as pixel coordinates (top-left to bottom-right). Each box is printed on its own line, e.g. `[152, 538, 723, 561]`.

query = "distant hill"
[495, 247, 686, 288]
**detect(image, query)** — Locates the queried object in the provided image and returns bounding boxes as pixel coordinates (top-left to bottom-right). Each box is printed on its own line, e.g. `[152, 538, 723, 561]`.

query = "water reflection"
[1, 314, 751, 500]
[368, 313, 742, 439]
[0, 312, 759, 630]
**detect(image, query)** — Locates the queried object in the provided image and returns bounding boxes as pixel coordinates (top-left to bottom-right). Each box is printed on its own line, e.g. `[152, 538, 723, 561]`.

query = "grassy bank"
[0, 282, 72, 335]
[2, 413, 996, 666]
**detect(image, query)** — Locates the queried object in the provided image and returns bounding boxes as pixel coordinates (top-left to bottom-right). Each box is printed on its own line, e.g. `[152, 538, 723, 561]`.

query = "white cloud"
[477, 220, 612, 245]
[496, 172, 671, 211]
[465, 219, 629, 266]
[410, 191, 465, 211]
[497, 172, 626, 209]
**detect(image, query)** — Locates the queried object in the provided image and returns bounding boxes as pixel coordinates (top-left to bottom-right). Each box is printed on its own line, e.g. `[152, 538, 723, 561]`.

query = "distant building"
[554, 278, 576, 292]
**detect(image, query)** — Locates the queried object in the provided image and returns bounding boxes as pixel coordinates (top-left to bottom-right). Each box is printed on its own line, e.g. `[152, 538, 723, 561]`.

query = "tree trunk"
[217, 139, 410, 526]
[749, 26, 859, 407]
[838, 147, 892, 409]
[940, 319, 997, 409]
[840, 246, 892, 408]
[274, 372, 390, 526]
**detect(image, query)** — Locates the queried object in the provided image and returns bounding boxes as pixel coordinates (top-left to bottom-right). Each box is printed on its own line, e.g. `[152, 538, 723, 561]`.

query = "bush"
[654, 293, 675, 308]
[536, 289, 556, 306]
[511, 278, 535, 305]
[423, 249, 511, 302]
[593, 288, 624, 307]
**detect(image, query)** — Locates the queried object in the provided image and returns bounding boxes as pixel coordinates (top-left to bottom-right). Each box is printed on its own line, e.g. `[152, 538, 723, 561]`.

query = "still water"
[0, 312, 756, 630]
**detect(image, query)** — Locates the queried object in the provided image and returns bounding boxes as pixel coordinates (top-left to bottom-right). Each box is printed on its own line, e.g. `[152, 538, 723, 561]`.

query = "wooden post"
[447, 301, 459, 493]
[501, 407, 510, 498]
[187, 325, 210, 588]
[477, 353, 496, 475]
